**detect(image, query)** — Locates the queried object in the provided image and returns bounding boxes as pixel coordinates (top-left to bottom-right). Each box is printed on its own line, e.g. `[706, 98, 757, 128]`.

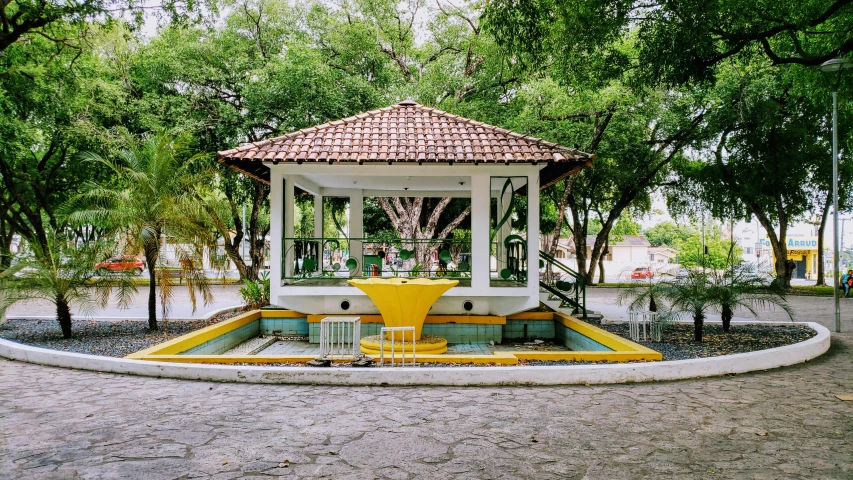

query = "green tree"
[484, 0, 853, 87]
[0, 234, 134, 338]
[0, 22, 128, 264]
[70, 133, 214, 330]
[0, 0, 209, 55]
[668, 62, 832, 287]
[708, 264, 794, 332]
[644, 222, 694, 248]
[126, 1, 392, 279]
[611, 218, 642, 239]
[675, 224, 743, 270]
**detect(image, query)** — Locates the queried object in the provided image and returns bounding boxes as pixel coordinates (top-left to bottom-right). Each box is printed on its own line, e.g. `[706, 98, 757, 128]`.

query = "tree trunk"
[693, 311, 704, 342]
[56, 295, 72, 339]
[649, 294, 657, 313]
[377, 197, 470, 274]
[573, 229, 590, 284]
[753, 211, 792, 288]
[145, 240, 159, 331]
[209, 180, 269, 281]
[816, 193, 831, 286]
[546, 178, 573, 284]
[597, 241, 608, 283]
[721, 304, 733, 332]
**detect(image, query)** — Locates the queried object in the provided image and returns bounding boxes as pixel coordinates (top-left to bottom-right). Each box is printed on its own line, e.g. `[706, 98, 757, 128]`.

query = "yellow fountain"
[348, 277, 458, 355]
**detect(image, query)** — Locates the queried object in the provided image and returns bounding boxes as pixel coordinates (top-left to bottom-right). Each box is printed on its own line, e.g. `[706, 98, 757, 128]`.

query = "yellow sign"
[788, 250, 812, 256]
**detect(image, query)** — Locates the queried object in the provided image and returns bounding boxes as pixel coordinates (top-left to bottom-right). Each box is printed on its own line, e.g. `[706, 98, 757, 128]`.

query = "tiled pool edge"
[126, 309, 661, 364]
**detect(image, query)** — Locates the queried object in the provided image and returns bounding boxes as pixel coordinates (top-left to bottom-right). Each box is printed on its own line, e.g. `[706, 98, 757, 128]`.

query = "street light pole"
[821, 58, 851, 333]
[833, 88, 841, 333]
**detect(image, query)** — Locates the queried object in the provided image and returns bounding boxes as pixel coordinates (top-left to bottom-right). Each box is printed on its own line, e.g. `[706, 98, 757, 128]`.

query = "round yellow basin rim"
[361, 345, 448, 355]
[359, 335, 447, 353]
[347, 278, 460, 287]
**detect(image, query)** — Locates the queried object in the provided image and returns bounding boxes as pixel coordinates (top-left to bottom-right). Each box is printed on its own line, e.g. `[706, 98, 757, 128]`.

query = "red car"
[95, 256, 145, 275]
[630, 267, 654, 279]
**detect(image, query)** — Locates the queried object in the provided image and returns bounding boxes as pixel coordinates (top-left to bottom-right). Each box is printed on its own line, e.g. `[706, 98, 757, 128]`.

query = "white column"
[283, 175, 295, 282]
[314, 194, 323, 238]
[471, 174, 490, 291]
[349, 190, 364, 273]
[527, 172, 540, 290]
[270, 170, 284, 287]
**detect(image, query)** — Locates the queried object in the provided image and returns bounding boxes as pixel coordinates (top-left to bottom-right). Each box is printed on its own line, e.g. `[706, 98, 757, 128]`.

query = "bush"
[240, 271, 270, 310]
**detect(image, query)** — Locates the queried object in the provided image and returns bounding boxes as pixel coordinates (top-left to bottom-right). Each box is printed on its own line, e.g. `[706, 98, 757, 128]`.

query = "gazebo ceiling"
[217, 100, 592, 189]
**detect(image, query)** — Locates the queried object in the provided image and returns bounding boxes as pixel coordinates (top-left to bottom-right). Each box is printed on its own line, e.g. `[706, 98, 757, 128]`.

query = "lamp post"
[820, 58, 851, 333]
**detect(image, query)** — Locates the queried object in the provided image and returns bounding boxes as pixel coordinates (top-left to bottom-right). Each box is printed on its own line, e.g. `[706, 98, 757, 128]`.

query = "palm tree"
[0, 234, 135, 338]
[69, 133, 214, 331]
[660, 269, 717, 342]
[617, 269, 669, 312]
[708, 263, 794, 332]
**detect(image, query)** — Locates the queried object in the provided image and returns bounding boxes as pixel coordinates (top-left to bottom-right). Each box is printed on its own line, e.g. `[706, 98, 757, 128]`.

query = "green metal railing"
[539, 249, 586, 318]
[282, 236, 472, 280]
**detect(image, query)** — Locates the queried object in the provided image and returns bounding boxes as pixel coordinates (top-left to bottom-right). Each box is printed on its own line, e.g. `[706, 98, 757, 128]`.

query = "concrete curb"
[0, 322, 830, 386]
[6, 305, 244, 323]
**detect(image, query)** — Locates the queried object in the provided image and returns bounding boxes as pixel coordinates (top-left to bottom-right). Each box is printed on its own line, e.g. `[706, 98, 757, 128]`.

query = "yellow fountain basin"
[359, 334, 448, 355]
[347, 277, 458, 341]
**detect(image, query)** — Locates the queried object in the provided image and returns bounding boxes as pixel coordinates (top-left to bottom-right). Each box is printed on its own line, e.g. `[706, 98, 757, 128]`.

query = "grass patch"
[789, 285, 836, 296]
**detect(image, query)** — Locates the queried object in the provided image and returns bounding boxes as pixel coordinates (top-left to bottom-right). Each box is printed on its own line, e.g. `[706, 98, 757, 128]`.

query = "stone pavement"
[1, 293, 852, 479]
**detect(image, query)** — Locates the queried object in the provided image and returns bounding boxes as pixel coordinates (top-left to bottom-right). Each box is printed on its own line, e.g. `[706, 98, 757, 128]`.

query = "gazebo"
[218, 101, 591, 316]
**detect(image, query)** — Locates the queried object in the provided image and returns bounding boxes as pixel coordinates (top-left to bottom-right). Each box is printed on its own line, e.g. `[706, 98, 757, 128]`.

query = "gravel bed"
[588, 321, 816, 361]
[0, 308, 244, 358]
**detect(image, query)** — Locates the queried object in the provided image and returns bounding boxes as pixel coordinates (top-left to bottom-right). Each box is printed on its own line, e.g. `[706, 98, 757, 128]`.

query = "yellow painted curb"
[506, 312, 554, 320]
[507, 351, 659, 362]
[125, 310, 261, 359]
[260, 310, 307, 318]
[553, 312, 662, 360]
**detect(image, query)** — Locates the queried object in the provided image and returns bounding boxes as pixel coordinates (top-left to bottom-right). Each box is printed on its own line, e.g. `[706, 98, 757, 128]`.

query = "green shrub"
[240, 271, 270, 310]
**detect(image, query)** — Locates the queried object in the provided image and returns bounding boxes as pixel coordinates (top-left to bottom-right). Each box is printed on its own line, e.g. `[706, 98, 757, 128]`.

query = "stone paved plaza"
[2, 291, 853, 479]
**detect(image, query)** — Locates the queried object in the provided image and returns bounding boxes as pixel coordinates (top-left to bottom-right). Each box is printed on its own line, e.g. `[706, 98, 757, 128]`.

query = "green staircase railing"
[539, 249, 586, 318]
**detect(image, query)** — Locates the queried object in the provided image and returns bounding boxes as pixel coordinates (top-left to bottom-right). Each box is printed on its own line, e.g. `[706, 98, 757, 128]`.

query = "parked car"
[630, 267, 654, 279]
[676, 268, 689, 280]
[95, 256, 144, 275]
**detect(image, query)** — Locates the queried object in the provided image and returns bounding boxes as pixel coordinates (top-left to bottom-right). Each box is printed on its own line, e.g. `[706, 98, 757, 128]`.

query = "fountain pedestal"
[347, 278, 458, 355]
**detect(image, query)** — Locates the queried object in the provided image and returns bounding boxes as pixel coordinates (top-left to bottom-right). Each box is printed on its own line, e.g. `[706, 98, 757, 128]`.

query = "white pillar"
[471, 174, 490, 291]
[314, 194, 323, 238]
[283, 175, 295, 282]
[270, 170, 284, 287]
[527, 172, 540, 290]
[349, 190, 363, 273]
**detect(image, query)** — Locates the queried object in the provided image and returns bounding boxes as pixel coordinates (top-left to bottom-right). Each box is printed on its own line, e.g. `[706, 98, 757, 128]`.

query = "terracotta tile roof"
[217, 101, 592, 186]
